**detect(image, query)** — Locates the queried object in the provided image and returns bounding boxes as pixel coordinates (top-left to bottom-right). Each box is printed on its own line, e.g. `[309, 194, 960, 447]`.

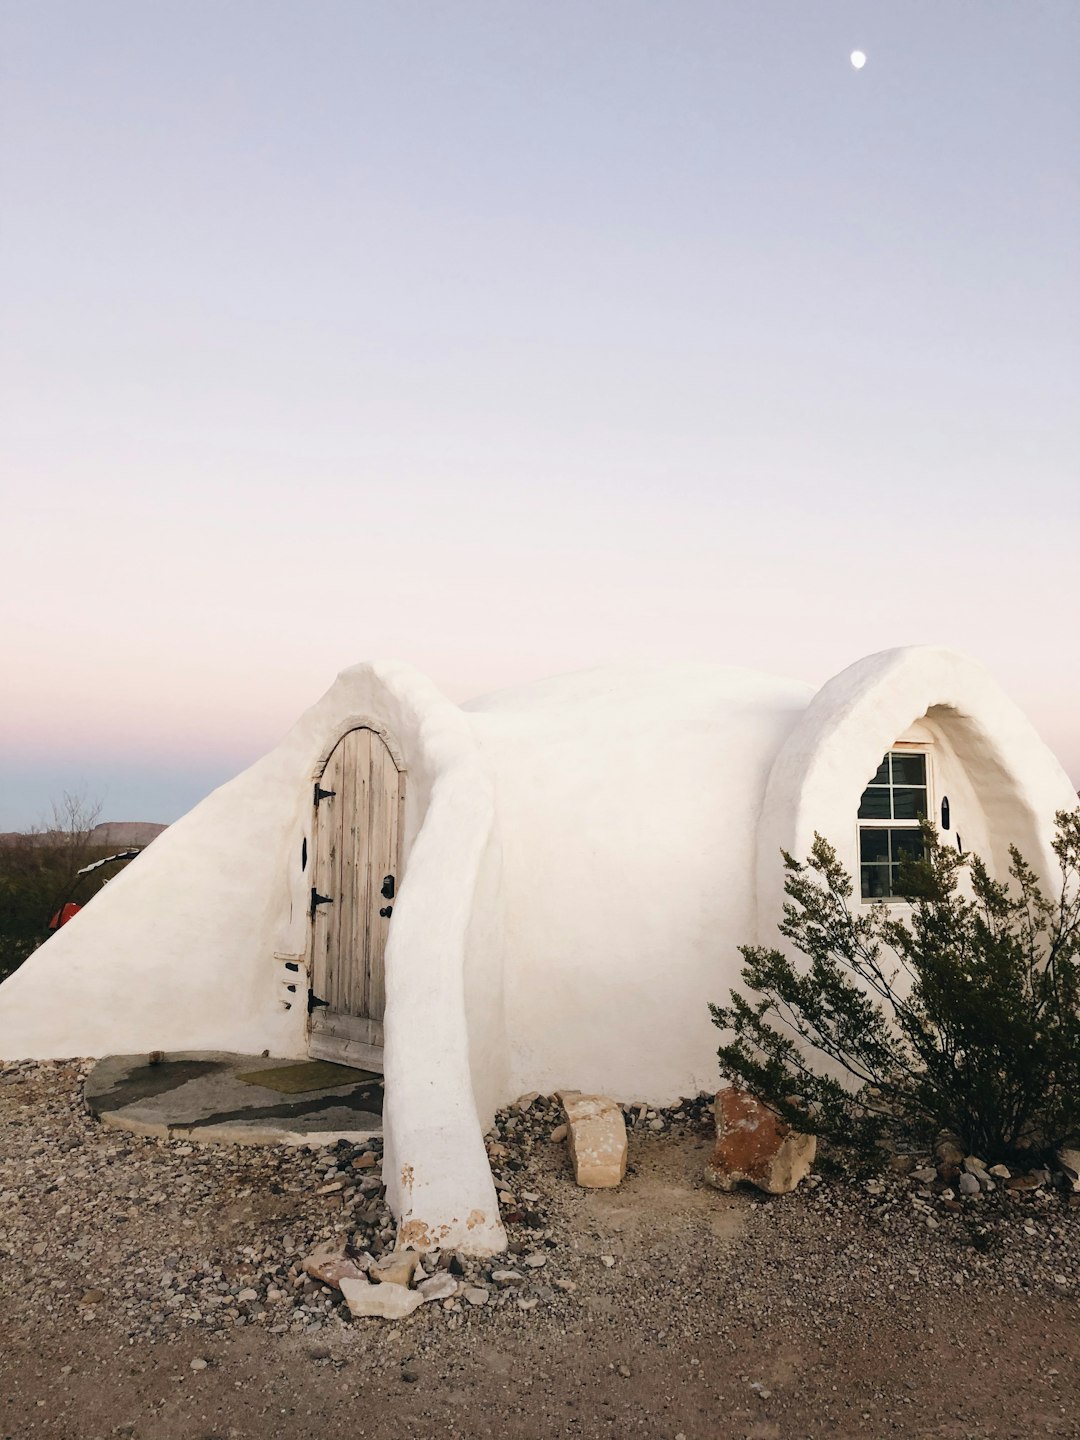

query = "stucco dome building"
[0, 646, 1074, 1254]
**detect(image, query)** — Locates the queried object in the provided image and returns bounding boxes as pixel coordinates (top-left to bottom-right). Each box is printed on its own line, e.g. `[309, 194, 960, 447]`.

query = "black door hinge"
[308, 989, 329, 1014]
[314, 782, 337, 806]
[310, 887, 334, 919]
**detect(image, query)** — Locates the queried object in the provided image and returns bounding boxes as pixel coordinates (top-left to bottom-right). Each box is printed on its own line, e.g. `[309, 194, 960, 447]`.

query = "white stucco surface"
[1, 647, 1074, 1252]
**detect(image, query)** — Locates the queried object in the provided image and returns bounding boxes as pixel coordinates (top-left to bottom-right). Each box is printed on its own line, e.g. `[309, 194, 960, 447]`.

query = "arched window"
[858, 749, 930, 900]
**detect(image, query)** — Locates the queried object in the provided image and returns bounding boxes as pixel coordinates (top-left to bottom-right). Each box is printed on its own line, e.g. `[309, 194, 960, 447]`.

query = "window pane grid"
[858, 750, 928, 901]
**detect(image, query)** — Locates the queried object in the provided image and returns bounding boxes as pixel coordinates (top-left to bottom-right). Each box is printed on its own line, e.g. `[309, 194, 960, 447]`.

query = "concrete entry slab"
[85, 1052, 383, 1146]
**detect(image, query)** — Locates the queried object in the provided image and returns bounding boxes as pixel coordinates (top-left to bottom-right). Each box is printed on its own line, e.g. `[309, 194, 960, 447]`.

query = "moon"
[850, 50, 867, 69]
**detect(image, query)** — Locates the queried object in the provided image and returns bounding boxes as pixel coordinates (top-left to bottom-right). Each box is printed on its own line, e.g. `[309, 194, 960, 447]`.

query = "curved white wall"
[0, 661, 507, 1255]
[464, 665, 814, 1105]
[756, 647, 1078, 940]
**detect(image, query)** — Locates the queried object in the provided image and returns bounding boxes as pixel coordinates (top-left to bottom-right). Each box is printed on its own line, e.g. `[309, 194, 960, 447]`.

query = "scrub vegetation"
[713, 810, 1080, 1165]
[0, 794, 121, 982]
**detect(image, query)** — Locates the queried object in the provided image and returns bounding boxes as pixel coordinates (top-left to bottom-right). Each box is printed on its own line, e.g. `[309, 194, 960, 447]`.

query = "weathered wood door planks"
[309, 728, 404, 1071]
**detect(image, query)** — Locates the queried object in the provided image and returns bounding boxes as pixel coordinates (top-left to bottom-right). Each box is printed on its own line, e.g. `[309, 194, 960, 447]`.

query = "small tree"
[711, 810, 1080, 1164]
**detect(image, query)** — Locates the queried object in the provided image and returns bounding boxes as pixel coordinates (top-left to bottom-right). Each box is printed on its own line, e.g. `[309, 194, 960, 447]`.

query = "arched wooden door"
[308, 727, 405, 1071]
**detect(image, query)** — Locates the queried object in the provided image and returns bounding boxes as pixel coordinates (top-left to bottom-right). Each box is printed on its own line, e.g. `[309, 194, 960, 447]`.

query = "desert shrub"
[710, 810, 1080, 1164]
[0, 793, 118, 982]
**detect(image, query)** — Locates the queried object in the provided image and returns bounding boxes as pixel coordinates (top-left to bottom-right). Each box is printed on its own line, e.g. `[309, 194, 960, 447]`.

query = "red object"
[48, 902, 82, 930]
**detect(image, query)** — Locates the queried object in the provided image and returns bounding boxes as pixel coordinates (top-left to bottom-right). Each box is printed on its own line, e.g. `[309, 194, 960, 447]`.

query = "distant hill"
[0, 821, 167, 847]
[88, 821, 168, 847]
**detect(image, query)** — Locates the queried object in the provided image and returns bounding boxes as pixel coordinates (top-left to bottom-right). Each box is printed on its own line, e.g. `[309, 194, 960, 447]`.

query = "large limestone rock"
[704, 1087, 816, 1195]
[558, 1091, 627, 1188]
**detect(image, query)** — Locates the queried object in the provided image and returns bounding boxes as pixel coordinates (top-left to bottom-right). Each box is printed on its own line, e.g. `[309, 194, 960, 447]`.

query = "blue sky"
[2, 1, 1077, 827]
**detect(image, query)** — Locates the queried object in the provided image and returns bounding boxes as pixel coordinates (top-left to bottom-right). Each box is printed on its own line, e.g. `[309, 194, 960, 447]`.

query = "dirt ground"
[3, 1064, 1079, 1440]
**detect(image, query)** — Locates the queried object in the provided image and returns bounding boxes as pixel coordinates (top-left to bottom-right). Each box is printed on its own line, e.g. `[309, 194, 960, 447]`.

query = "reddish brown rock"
[704, 1087, 816, 1195]
[301, 1240, 370, 1290]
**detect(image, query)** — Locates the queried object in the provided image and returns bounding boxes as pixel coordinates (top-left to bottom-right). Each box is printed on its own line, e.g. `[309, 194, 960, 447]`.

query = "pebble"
[189, 1357, 208, 1371]
[463, 1287, 490, 1306]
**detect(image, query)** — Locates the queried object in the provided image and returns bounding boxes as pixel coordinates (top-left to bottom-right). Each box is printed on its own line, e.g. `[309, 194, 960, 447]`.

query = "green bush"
[0, 795, 124, 982]
[711, 810, 1080, 1164]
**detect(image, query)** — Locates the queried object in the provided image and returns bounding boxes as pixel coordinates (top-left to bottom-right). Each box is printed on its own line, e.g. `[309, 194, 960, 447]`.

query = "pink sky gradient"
[1, 1, 1077, 826]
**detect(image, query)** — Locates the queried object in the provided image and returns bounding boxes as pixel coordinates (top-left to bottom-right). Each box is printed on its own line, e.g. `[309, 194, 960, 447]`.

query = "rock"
[463, 1286, 490, 1306]
[600, 1255, 615, 1268]
[301, 1241, 370, 1291]
[1005, 1173, 1043, 1192]
[371, 1251, 422, 1288]
[1055, 1149, 1080, 1192]
[417, 1272, 457, 1303]
[649, 1118, 665, 1131]
[237, 1288, 258, 1303]
[558, 1091, 628, 1188]
[935, 1139, 966, 1168]
[958, 1172, 981, 1196]
[522, 1253, 547, 1269]
[704, 1088, 816, 1196]
[989, 1164, 1012, 1179]
[80, 1289, 105, 1306]
[909, 1168, 937, 1184]
[307, 1344, 331, 1360]
[340, 1276, 425, 1320]
[549, 1124, 568, 1143]
[963, 1157, 990, 1179]
[514, 1092, 541, 1113]
[189, 1357, 208, 1371]
[352, 1152, 378, 1170]
[490, 1270, 525, 1287]
[517, 1296, 538, 1311]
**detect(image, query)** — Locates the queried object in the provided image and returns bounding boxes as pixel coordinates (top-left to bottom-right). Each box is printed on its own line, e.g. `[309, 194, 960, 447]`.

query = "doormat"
[235, 1061, 382, 1095]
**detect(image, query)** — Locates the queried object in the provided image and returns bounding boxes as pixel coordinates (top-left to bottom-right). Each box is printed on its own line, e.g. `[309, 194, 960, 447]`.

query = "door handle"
[381, 874, 395, 899]
[379, 905, 393, 918]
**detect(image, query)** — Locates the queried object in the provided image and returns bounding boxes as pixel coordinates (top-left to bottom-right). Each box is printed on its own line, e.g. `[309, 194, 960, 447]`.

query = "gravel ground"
[3, 1060, 1080, 1438]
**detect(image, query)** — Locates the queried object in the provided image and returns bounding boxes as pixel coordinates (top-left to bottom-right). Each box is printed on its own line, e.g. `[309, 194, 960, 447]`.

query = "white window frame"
[857, 742, 933, 904]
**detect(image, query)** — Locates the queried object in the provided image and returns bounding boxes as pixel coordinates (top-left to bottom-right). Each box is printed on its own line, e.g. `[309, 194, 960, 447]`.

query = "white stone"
[340, 1277, 425, 1320]
[559, 1092, 627, 1188]
[1055, 1149, 1080, 1191]
[417, 1272, 458, 1303]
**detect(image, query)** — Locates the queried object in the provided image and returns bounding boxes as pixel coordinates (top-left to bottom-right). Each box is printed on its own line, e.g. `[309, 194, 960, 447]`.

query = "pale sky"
[1, 1, 1078, 828]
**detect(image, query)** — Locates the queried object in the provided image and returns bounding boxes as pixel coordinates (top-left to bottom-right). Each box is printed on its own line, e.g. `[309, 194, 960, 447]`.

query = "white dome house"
[0, 647, 1074, 1254]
